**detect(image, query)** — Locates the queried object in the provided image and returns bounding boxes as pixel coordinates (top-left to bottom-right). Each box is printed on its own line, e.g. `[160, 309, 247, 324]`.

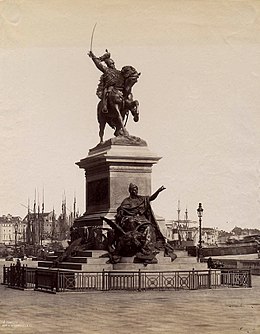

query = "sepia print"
[0, 1, 260, 333]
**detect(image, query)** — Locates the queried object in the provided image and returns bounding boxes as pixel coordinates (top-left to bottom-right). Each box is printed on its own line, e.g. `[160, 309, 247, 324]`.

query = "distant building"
[23, 211, 57, 244]
[201, 227, 219, 246]
[22, 210, 70, 243]
[0, 214, 26, 245]
[165, 219, 219, 247]
[165, 219, 198, 246]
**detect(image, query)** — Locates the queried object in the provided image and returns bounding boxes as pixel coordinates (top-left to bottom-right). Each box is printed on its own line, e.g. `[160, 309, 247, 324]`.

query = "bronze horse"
[97, 66, 140, 143]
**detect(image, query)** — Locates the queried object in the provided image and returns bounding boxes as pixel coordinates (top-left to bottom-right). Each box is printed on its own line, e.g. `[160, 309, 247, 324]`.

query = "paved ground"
[0, 261, 260, 334]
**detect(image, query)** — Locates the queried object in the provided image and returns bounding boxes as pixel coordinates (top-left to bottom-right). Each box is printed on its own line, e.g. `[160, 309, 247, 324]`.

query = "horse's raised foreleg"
[132, 100, 139, 122]
[125, 99, 139, 123]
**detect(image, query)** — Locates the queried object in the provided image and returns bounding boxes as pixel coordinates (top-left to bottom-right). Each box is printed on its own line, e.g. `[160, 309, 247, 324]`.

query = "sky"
[0, 0, 260, 231]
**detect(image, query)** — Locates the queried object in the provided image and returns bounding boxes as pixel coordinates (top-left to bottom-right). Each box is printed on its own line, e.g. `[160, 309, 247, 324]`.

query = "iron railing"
[2, 266, 252, 293]
[2, 264, 36, 290]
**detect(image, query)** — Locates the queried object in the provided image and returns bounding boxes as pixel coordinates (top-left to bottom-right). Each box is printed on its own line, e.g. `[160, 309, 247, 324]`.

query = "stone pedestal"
[74, 136, 161, 228]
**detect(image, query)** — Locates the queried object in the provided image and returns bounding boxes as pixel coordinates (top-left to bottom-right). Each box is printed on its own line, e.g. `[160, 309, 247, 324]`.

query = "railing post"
[189, 270, 192, 290]
[56, 270, 60, 292]
[8, 265, 11, 286]
[102, 269, 105, 291]
[138, 269, 141, 291]
[190, 268, 196, 290]
[16, 264, 20, 288]
[107, 272, 111, 291]
[9, 264, 13, 287]
[34, 269, 38, 290]
[231, 270, 234, 286]
[8, 265, 10, 286]
[3, 265, 6, 285]
[21, 265, 25, 289]
[208, 269, 212, 289]
[248, 269, 252, 288]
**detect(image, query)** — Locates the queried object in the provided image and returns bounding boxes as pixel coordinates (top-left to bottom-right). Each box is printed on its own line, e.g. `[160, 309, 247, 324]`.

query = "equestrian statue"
[88, 49, 140, 143]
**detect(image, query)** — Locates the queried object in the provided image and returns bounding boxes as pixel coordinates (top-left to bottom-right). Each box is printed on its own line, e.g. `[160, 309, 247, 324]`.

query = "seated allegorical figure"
[103, 183, 166, 264]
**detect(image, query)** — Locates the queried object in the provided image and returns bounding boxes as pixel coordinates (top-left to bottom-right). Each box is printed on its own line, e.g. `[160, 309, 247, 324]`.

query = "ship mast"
[40, 187, 45, 246]
[177, 200, 181, 244]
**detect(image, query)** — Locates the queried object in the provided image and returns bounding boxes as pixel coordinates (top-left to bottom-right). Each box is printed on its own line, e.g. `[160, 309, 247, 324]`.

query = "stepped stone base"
[38, 261, 113, 272]
[37, 250, 207, 272]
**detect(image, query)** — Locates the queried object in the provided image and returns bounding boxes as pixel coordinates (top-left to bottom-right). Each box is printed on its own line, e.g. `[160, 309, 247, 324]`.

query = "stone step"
[62, 257, 109, 264]
[75, 251, 93, 257]
[38, 261, 83, 270]
[156, 256, 172, 264]
[174, 263, 207, 270]
[158, 251, 197, 263]
[81, 263, 113, 272]
[76, 250, 108, 258]
[38, 261, 54, 268]
[46, 255, 58, 261]
[174, 257, 199, 264]
[86, 258, 109, 264]
[156, 251, 168, 259]
[52, 250, 108, 258]
[40, 254, 191, 268]
[112, 263, 172, 271]
[67, 257, 88, 263]
[47, 253, 188, 264]
[55, 250, 64, 256]
[37, 260, 206, 272]
[113, 262, 207, 271]
[173, 250, 189, 257]
[37, 267, 77, 273]
[44, 256, 89, 264]
[38, 260, 113, 272]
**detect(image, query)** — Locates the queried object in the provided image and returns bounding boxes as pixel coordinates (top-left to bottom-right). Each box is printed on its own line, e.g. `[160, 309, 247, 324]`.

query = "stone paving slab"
[0, 260, 260, 334]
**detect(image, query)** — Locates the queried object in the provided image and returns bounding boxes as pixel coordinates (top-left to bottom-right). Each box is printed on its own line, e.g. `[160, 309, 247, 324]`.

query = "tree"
[231, 227, 243, 236]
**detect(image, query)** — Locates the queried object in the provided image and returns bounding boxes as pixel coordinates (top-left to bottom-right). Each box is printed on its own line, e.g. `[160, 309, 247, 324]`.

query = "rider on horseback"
[88, 50, 124, 113]
[88, 49, 140, 142]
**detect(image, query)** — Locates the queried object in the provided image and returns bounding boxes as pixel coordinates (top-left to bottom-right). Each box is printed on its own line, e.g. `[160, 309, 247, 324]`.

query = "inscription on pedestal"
[87, 178, 109, 207]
